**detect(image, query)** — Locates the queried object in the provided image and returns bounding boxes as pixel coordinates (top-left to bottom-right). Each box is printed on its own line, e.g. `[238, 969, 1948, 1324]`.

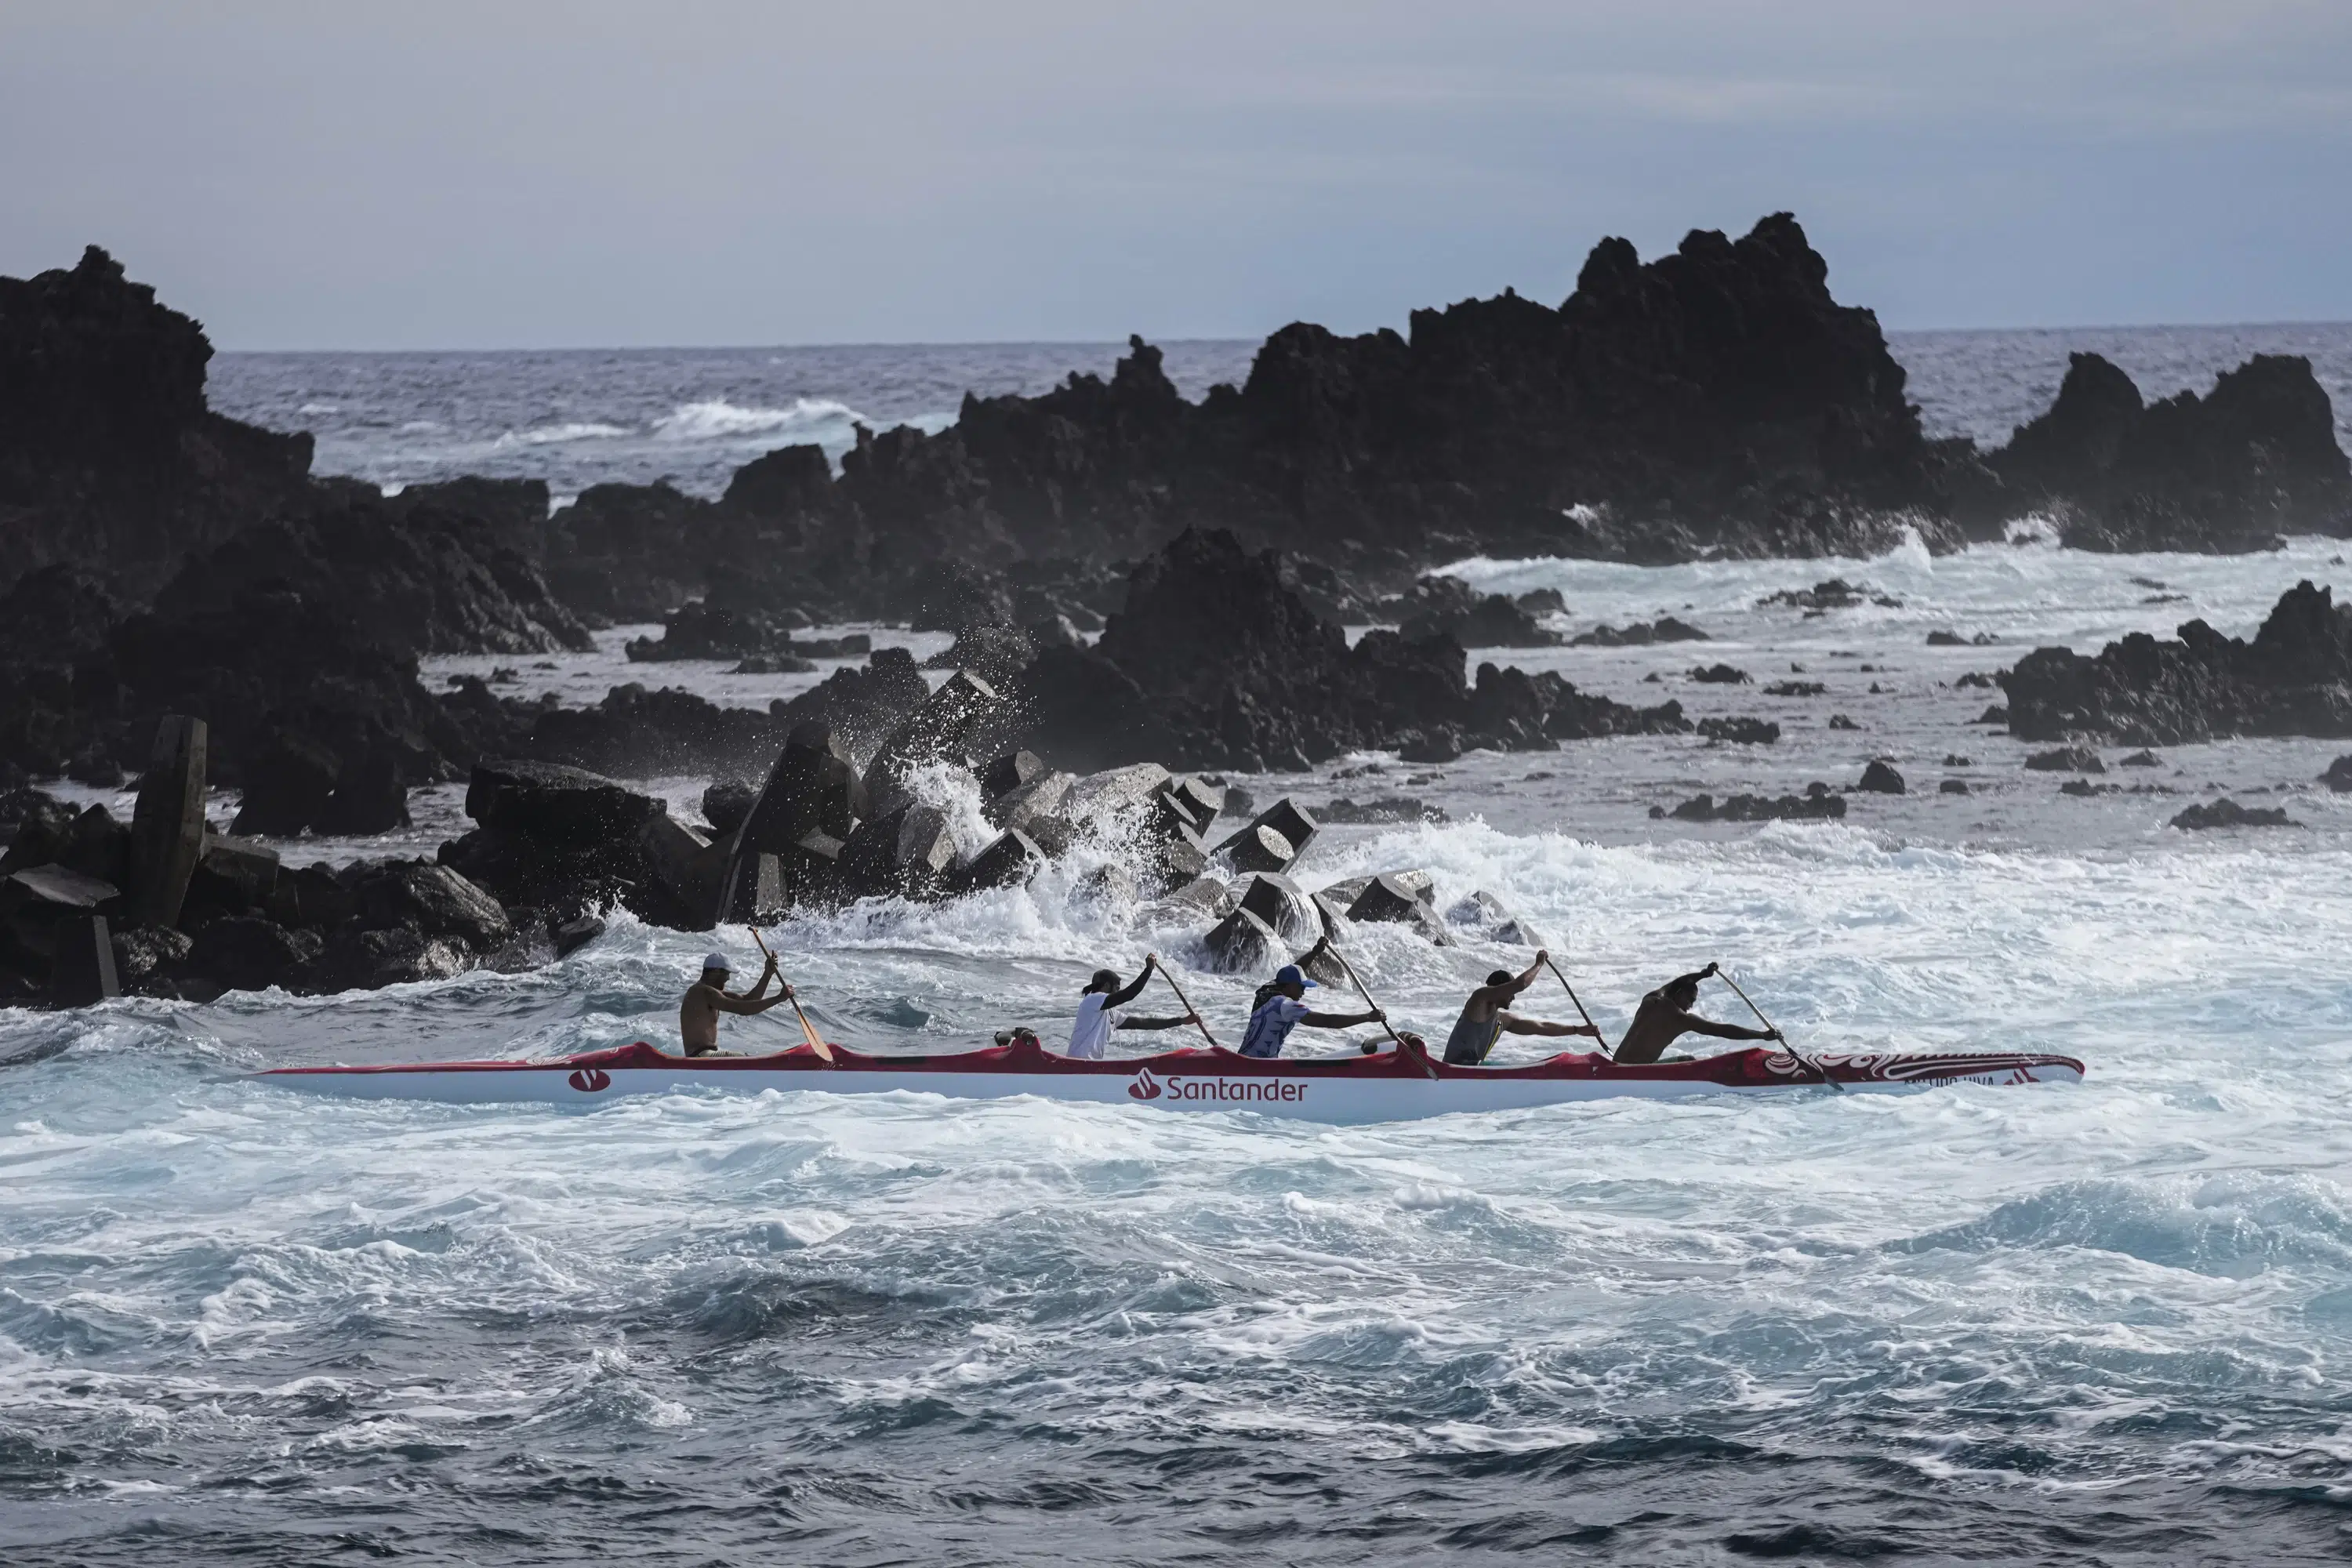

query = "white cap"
[702, 951, 731, 973]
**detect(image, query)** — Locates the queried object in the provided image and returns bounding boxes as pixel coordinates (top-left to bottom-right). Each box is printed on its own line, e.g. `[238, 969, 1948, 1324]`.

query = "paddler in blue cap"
[1237, 963, 1385, 1058]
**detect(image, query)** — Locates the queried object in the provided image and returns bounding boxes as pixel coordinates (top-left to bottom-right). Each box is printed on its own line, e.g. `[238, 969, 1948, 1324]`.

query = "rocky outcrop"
[1653, 786, 1846, 822]
[0, 247, 316, 601]
[1989, 353, 2352, 551]
[2002, 581, 2352, 744]
[0, 719, 541, 1006]
[1381, 578, 1562, 647]
[1012, 528, 1684, 772]
[2169, 798, 2299, 831]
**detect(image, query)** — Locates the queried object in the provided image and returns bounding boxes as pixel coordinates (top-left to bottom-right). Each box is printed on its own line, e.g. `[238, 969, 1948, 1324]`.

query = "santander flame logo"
[568, 1067, 612, 1093]
[1127, 1067, 1163, 1102]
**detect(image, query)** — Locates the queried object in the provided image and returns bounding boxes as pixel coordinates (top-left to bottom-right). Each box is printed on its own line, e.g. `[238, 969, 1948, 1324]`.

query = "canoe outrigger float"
[260, 1033, 2084, 1124]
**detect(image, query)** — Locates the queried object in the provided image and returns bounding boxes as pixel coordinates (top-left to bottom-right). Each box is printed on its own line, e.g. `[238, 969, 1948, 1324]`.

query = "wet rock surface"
[1991, 351, 2352, 552]
[1655, 786, 1847, 822]
[2003, 581, 2352, 744]
[2169, 798, 2300, 830]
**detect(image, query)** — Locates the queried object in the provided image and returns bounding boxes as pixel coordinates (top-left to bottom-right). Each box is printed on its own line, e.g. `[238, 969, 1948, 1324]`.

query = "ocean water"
[7, 334, 2352, 1563]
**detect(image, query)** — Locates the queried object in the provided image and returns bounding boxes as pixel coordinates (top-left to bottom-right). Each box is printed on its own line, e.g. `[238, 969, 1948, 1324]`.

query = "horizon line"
[211, 318, 2352, 358]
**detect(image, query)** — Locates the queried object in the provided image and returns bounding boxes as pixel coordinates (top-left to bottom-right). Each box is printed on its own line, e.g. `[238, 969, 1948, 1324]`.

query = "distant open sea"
[208, 324, 2352, 506]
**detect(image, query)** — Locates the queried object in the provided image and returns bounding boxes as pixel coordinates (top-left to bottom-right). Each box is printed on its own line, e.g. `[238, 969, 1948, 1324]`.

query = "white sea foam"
[652, 396, 866, 441]
[491, 419, 631, 448]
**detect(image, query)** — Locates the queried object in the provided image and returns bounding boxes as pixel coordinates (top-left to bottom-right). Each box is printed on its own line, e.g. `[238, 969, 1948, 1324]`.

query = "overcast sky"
[5, 1, 2348, 349]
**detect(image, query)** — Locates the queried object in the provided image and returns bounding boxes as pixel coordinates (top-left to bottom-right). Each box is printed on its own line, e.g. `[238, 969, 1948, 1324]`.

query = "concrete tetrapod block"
[1065, 763, 1176, 829]
[1202, 906, 1282, 975]
[1232, 797, 1319, 860]
[1309, 891, 1356, 940]
[986, 770, 1075, 833]
[1219, 825, 1296, 876]
[742, 723, 862, 853]
[1237, 872, 1318, 943]
[1152, 875, 1236, 921]
[840, 804, 958, 900]
[864, 671, 1005, 818]
[1446, 889, 1546, 952]
[1160, 775, 1223, 836]
[1347, 874, 1450, 944]
[128, 716, 207, 930]
[949, 829, 1044, 895]
[1142, 819, 1209, 895]
[981, 750, 1045, 800]
[1293, 938, 1348, 989]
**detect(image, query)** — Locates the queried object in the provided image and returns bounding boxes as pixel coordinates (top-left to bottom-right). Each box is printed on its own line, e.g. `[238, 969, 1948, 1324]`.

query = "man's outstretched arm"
[1106, 955, 1158, 1010]
[714, 980, 794, 1017]
[1119, 1012, 1199, 1031]
[1302, 1007, 1385, 1029]
[1679, 1011, 1777, 1041]
[1501, 1014, 1601, 1037]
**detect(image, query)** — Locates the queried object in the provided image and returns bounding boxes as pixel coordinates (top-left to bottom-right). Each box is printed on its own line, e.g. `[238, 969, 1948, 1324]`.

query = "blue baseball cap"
[1273, 964, 1317, 988]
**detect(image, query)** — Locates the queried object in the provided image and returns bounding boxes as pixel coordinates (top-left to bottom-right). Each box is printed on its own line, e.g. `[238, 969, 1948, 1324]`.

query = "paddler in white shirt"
[1065, 954, 1199, 1058]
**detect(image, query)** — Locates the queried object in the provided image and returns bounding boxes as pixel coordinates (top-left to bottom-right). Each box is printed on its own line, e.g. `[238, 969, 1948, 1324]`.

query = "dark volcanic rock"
[1570, 616, 1708, 646]
[2024, 746, 2106, 774]
[1014, 528, 1688, 772]
[1758, 579, 1900, 611]
[1656, 786, 1846, 822]
[2169, 798, 2299, 831]
[2002, 582, 2352, 744]
[466, 760, 664, 844]
[668, 215, 1974, 593]
[187, 915, 321, 994]
[2325, 755, 2352, 793]
[1697, 717, 1780, 745]
[1856, 760, 1906, 794]
[1386, 577, 1561, 647]
[152, 495, 591, 659]
[0, 246, 316, 601]
[1990, 352, 2352, 551]
[1690, 663, 1751, 684]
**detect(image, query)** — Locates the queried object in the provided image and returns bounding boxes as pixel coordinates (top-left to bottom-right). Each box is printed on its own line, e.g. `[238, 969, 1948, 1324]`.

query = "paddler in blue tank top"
[1441, 952, 1603, 1065]
[1237, 964, 1385, 1058]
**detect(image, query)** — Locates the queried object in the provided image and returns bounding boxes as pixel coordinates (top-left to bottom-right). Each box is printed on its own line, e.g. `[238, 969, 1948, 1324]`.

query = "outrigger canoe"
[260, 1034, 2083, 1125]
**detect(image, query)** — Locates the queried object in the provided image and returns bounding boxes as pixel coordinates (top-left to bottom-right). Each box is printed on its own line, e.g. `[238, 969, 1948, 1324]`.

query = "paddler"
[681, 949, 793, 1057]
[1066, 954, 1200, 1058]
[1611, 962, 1780, 1065]
[1237, 964, 1385, 1058]
[1441, 952, 1603, 1065]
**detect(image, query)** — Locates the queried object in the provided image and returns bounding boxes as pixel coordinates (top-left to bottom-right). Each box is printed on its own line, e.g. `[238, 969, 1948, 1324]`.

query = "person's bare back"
[680, 949, 789, 1055]
[1612, 963, 1778, 1065]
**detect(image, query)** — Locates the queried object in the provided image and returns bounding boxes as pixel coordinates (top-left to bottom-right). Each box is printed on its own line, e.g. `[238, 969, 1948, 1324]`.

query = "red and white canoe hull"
[259, 1040, 2083, 1124]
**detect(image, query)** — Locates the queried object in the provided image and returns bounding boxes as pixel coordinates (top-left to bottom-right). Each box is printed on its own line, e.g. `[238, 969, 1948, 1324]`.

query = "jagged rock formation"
[1989, 353, 2351, 551]
[0, 718, 543, 1007]
[1012, 528, 1686, 772]
[0, 246, 317, 600]
[490, 213, 1976, 635]
[2002, 580, 2352, 744]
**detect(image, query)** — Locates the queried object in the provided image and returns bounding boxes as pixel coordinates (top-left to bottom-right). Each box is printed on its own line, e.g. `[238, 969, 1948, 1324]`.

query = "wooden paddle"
[1539, 952, 1610, 1057]
[747, 927, 834, 1064]
[1325, 942, 1434, 1077]
[1147, 953, 1222, 1049]
[1714, 966, 1835, 1092]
